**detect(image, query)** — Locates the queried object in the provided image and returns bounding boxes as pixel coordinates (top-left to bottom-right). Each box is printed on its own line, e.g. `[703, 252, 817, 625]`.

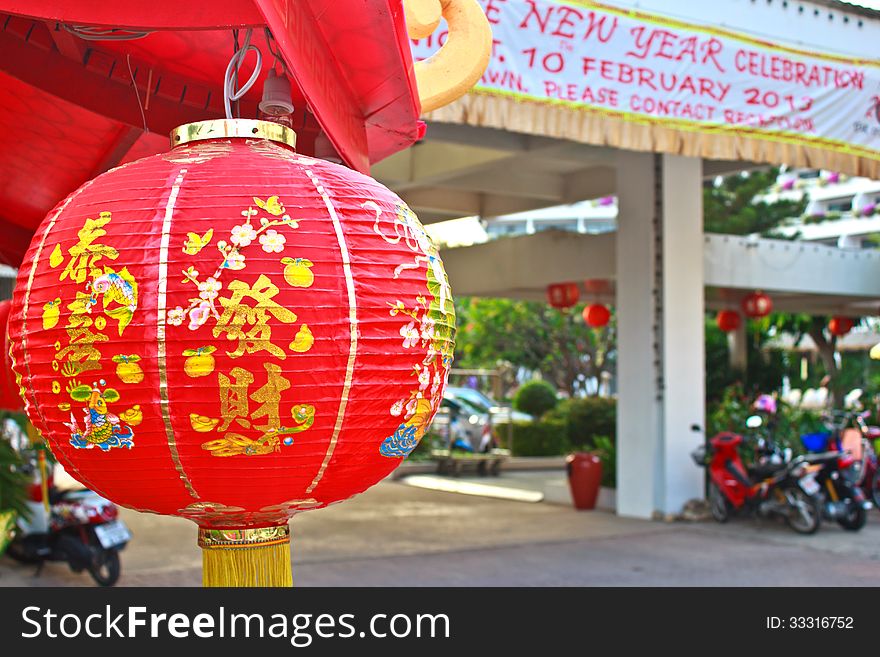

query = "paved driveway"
[2, 478, 879, 586]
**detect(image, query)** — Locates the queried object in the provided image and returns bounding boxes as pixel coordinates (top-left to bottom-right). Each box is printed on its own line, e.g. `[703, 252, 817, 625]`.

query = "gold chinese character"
[213, 274, 297, 359]
[250, 363, 291, 432]
[218, 367, 254, 431]
[55, 212, 119, 284]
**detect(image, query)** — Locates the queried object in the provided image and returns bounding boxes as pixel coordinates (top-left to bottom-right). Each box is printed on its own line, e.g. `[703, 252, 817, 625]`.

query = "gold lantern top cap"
[170, 119, 297, 149]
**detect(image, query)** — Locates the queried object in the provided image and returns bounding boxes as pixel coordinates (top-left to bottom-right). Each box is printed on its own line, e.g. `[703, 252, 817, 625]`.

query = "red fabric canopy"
[0, 0, 421, 267]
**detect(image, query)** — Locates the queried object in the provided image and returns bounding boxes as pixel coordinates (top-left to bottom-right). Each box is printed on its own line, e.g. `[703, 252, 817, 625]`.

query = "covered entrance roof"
[441, 229, 880, 317]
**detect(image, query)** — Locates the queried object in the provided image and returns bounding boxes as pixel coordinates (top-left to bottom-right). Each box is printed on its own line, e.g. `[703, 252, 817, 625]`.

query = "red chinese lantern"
[0, 300, 23, 411]
[547, 282, 580, 309]
[8, 120, 455, 586]
[715, 310, 741, 333]
[828, 316, 854, 337]
[582, 304, 611, 328]
[741, 291, 773, 318]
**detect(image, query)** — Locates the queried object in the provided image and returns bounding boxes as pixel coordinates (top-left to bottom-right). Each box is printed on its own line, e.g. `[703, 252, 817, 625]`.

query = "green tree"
[703, 167, 806, 236]
[455, 297, 615, 397]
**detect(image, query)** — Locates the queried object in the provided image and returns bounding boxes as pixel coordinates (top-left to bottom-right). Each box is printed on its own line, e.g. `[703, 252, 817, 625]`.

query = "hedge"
[494, 419, 569, 457]
[545, 397, 616, 449]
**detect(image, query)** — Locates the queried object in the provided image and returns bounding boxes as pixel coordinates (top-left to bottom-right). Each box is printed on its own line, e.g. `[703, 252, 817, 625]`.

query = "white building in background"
[431, 169, 880, 250]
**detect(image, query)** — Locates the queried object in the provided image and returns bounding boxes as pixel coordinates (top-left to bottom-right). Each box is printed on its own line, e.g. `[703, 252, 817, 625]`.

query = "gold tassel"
[199, 525, 292, 587]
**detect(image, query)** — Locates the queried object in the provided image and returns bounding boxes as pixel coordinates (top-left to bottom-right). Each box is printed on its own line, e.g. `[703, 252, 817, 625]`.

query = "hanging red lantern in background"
[828, 316, 854, 337]
[0, 300, 23, 412]
[715, 310, 741, 333]
[741, 291, 773, 318]
[547, 282, 580, 309]
[7, 120, 456, 586]
[582, 304, 611, 328]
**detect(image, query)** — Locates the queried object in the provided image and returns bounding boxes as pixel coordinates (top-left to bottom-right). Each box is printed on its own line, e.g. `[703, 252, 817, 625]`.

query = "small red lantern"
[0, 300, 23, 412]
[8, 120, 455, 586]
[741, 291, 773, 318]
[715, 310, 741, 333]
[547, 282, 580, 309]
[583, 304, 610, 328]
[829, 316, 854, 337]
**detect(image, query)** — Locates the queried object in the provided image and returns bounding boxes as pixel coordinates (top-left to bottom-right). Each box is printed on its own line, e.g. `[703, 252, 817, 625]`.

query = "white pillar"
[615, 152, 705, 518]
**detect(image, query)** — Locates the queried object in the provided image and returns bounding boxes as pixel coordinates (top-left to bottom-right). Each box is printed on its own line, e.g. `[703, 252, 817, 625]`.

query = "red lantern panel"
[8, 121, 456, 530]
[583, 304, 610, 328]
[741, 291, 773, 318]
[0, 300, 23, 412]
[547, 282, 580, 309]
[716, 310, 741, 333]
[829, 316, 854, 337]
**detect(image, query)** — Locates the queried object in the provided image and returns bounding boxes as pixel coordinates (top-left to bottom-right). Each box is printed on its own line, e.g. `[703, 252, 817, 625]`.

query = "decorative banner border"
[412, 0, 880, 175]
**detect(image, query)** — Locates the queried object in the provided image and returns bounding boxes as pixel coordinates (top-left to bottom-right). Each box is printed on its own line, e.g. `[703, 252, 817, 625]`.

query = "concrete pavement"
[2, 475, 879, 586]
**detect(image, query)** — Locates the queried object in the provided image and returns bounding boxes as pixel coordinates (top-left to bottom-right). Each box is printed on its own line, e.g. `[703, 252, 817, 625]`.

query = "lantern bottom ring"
[198, 525, 290, 549]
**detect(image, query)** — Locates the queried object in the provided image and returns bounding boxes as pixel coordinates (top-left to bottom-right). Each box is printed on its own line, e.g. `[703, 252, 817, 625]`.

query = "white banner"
[411, 0, 880, 161]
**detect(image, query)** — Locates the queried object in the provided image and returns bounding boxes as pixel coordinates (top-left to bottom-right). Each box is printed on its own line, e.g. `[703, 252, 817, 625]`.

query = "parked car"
[445, 386, 532, 424]
[430, 395, 492, 452]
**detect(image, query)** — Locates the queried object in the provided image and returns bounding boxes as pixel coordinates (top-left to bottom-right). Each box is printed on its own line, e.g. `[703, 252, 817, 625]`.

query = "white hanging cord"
[223, 28, 262, 119]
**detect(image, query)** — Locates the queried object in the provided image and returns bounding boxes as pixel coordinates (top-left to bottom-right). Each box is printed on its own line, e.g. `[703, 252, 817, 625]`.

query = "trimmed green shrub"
[513, 380, 558, 417]
[496, 419, 569, 456]
[546, 397, 616, 449]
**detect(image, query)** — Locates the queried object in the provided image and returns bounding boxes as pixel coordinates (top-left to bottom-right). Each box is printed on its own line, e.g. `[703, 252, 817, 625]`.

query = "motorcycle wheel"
[837, 504, 867, 531]
[785, 487, 821, 535]
[88, 548, 120, 587]
[708, 482, 730, 523]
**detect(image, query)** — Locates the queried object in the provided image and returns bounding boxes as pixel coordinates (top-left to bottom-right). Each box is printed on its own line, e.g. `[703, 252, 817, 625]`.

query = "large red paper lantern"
[741, 291, 773, 318]
[715, 310, 741, 333]
[547, 282, 580, 309]
[0, 300, 23, 412]
[582, 304, 610, 328]
[8, 120, 455, 585]
[828, 316, 854, 337]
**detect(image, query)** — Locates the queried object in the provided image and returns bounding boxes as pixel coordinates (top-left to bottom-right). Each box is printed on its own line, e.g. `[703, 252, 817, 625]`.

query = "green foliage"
[496, 419, 569, 456]
[454, 296, 615, 396]
[513, 380, 558, 417]
[591, 435, 616, 489]
[706, 383, 825, 459]
[0, 431, 29, 521]
[546, 396, 616, 449]
[703, 167, 806, 236]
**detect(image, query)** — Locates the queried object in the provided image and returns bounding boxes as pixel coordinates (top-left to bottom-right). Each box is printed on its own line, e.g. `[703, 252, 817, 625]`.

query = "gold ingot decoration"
[289, 324, 314, 353]
[190, 413, 220, 433]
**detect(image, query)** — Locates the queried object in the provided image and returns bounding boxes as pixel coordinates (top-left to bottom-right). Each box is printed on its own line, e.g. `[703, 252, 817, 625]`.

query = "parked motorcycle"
[849, 411, 880, 509]
[6, 447, 129, 586]
[692, 418, 822, 534]
[801, 450, 870, 531]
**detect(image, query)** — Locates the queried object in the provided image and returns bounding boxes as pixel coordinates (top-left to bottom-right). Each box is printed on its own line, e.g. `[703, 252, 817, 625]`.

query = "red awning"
[0, 0, 421, 266]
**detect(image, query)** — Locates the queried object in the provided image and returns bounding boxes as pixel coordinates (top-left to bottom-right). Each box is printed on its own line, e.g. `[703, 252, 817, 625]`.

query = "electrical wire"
[62, 24, 151, 41]
[126, 53, 148, 133]
[264, 27, 289, 75]
[224, 28, 262, 120]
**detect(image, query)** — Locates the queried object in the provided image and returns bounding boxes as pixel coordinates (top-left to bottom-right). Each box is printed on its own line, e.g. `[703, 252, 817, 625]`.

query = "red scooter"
[692, 426, 823, 534]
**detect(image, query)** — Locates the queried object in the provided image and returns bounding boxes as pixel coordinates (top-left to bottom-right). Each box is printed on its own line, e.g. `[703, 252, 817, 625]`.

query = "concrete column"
[728, 319, 748, 373]
[615, 152, 705, 518]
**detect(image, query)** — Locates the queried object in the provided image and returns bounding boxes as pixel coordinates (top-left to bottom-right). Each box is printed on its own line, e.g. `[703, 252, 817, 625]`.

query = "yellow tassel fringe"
[199, 526, 292, 587]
